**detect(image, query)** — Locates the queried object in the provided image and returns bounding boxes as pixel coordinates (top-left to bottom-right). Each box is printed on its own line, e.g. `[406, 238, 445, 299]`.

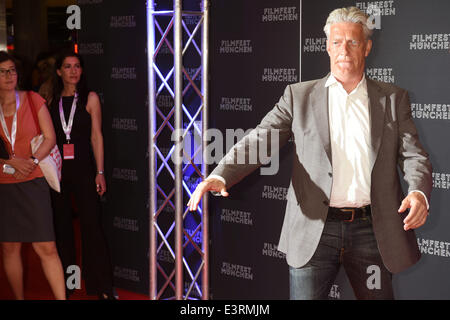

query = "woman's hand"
[8, 157, 36, 177]
[13, 171, 28, 180]
[95, 173, 106, 196]
[87, 92, 107, 198]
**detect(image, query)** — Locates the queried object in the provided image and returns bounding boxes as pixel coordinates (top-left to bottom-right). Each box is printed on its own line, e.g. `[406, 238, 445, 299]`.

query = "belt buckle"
[341, 209, 355, 222]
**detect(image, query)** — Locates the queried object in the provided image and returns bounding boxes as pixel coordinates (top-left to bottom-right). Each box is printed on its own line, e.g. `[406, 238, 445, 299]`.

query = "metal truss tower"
[147, 0, 210, 300]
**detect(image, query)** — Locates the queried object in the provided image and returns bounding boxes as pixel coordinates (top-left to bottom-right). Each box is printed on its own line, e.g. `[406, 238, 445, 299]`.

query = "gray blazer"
[211, 74, 432, 273]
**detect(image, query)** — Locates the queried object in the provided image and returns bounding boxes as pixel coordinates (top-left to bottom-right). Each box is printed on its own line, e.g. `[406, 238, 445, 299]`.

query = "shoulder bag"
[28, 91, 62, 192]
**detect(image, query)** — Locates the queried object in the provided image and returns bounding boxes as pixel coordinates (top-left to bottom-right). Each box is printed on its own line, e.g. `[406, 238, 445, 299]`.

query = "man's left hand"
[398, 192, 429, 231]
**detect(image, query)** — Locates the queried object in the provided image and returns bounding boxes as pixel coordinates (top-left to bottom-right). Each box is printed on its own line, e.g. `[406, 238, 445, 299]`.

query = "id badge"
[63, 144, 75, 160]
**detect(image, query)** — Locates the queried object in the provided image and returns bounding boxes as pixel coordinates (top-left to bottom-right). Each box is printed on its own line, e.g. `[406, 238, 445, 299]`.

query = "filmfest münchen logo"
[355, 1, 396, 16]
[157, 95, 174, 110]
[183, 67, 202, 81]
[262, 68, 298, 83]
[417, 238, 450, 258]
[262, 7, 298, 22]
[219, 40, 252, 54]
[110, 15, 136, 28]
[262, 243, 285, 259]
[410, 33, 450, 50]
[111, 67, 137, 80]
[303, 38, 327, 53]
[184, 15, 201, 26]
[114, 266, 140, 282]
[261, 185, 288, 201]
[329, 284, 341, 299]
[220, 208, 253, 226]
[113, 216, 139, 232]
[219, 97, 252, 112]
[184, 176, 200, 192]
[366, 67, 395, 83]
[157, 248, 175, 264]
[112, 118, 138, 131]
[184, 228, 202, 245]
[221, 262, 253, 280]
[411, 102, 450, 120]
[78, 43, 104, 55]
[112, 168, 138, 182]
[432, 172, 450, 190]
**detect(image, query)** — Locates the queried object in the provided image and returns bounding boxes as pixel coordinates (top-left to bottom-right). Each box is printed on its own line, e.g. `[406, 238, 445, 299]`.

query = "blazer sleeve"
[209, 85, 294, 188]
[396, 89, 433, 203]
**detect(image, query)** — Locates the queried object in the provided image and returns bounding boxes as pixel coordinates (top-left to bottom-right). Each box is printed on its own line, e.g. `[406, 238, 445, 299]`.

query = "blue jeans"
[289, 214, 394, 300]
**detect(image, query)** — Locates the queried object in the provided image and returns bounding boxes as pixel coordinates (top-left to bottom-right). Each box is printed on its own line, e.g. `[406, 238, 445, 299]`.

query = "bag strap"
[27, 91, 42, 135]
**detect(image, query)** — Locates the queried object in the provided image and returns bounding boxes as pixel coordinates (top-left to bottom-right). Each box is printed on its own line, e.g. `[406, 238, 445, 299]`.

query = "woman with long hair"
[49, 50, 115, 299]
[0, 51, 66, 300]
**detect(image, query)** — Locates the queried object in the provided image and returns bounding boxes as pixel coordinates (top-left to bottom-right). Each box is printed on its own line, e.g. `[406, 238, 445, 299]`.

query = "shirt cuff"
[206, 175, 227, 197]
[207, 174, 226, 185]
[409, 190, 430, 211]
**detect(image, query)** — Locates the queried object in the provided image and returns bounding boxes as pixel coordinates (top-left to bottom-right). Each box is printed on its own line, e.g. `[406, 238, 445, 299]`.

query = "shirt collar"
[325, 73, 368, 96]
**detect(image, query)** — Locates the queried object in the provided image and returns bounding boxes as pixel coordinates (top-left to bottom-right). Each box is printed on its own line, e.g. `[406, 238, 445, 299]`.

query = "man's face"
[327, 22, 372, 82]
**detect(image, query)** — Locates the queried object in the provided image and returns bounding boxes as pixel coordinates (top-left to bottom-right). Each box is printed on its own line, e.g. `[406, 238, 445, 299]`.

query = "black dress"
[49, 95, 114, 297]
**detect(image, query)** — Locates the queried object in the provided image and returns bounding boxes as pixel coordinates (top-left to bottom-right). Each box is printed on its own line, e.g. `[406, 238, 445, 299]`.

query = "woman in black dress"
[49, 51, 115, 299]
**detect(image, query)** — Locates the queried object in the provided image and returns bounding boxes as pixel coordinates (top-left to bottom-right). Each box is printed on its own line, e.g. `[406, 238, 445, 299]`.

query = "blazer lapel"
[310, 76, 332, 165]
[309, 76, 387, 168]
[367, 79, 387, 167]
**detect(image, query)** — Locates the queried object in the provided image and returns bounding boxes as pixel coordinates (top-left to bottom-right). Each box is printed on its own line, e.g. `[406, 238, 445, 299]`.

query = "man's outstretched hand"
[398, 192, 429, 231]
[187, 177, 229, 211]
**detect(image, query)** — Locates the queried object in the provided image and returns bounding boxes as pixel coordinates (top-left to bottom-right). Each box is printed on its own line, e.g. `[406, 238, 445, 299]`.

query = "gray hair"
[323, 7, 373, 40]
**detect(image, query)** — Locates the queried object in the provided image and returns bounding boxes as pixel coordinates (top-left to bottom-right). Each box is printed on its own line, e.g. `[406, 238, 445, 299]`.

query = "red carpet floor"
[0, 218, 148, 300]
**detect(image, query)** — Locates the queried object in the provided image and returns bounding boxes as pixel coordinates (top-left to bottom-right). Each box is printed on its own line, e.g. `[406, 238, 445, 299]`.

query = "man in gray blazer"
[188, 7, 432, 300]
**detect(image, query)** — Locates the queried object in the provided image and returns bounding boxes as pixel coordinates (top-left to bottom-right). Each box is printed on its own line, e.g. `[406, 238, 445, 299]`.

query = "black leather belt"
[327, 206, 371, 222]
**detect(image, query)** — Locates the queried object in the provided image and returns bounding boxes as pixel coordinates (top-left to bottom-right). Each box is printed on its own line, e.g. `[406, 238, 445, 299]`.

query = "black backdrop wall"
[209, 0, 300, 299]
[298, 0, 450, 300]
[210, 0, 450, 300]
[78, 0, 149, 294]
[77, 0, 450, 298]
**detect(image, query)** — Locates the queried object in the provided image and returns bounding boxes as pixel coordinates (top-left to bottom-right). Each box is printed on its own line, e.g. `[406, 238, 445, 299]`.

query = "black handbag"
[0, 136, 9, 159]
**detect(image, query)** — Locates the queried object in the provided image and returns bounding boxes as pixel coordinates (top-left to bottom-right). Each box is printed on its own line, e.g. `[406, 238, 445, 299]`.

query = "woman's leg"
[32, 241, 66, 300]
[1, 242, 24, 300]
[50, 188, 77, 293]
[75, 177, 114, 297]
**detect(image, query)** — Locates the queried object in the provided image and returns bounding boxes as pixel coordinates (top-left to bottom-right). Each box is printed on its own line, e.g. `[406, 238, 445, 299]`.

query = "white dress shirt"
[326, 73, 372, 208]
